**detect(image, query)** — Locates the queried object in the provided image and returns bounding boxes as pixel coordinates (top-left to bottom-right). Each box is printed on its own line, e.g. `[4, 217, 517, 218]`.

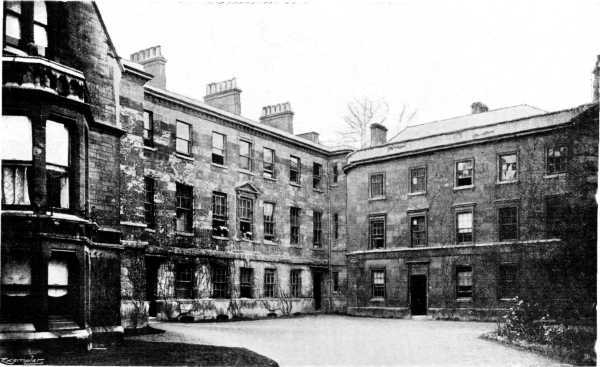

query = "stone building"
[2, 1, 123, 349]
[344, 102, 598, 320]
[118, 47, 351, 327]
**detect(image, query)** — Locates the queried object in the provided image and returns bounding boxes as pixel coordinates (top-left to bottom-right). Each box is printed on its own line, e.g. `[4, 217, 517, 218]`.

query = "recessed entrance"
[312, 271, 323, 311]
[409, 263, 428, 316]
[145, 257, 161, 317]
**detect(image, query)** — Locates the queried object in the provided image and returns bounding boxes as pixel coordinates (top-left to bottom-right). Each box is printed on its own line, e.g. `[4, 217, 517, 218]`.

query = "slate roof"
[347, 104, 594, 166]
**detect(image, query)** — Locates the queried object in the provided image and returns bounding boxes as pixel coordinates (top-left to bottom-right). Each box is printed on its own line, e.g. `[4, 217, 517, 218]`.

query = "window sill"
[211, 163, 228, 170]
[211, 235, 229, 240]
[544, 173, 567, 179]
[144, 228, 156, 233]
[313, 188, 324, 193]
[330, 183, 339, 188]
[499, 297, 517, 302]
[120, 221, 147, 228]
[408, 191, 426, 197]
[175, 231, 194, 237]
[289, 182, 301, 188]
[174, 152, 194, 161]
[264, 239, 278, 245]
[237, 169, 255, 176]
[143, 145, 157, 152]
[453, 185, 474, 191]
[369, 196, 386, 201]
[263, 176, 277, 183]
[496, 180, 518, 185]
[456, 297, 473, 303]
[369, 297, 385, 302]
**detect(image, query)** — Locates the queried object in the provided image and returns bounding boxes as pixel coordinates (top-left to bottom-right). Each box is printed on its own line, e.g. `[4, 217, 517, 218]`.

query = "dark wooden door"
[146, 258, 160, 317]
[410, 274, 427, 315]
[313, 271, 322, 310]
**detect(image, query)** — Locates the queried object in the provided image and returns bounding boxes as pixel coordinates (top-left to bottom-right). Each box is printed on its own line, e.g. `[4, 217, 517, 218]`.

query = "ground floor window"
[456, 265, 473, 299]
[499, 264, 517, 299]
[239, 268, 253, 298]
[264, 269, 277, 298]
[371, 269, 385, 298]
[290, 270, 301, 297]
[332, 271, 340, 293]
[175, 263, 194, 299]
[1, 253, 32, 321]
[212, 265, 230, 299]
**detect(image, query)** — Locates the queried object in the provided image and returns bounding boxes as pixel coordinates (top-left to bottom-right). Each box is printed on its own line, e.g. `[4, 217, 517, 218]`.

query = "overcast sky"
[98, 0, 599, 145]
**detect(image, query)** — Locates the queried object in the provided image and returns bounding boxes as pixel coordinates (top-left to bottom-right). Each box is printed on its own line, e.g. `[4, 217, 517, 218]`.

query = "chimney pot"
[260, 102, 294, 133]
[130, 45, 167, 89]
[370, 123, 387, 147]
[204, 78, 242, 115]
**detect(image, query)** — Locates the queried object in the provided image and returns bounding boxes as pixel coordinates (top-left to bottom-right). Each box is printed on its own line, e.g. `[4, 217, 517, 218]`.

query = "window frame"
[455, 207, 474, 244]
[237, 196, 254, 240]
[211, 191, 228, 238]
[143, 110, 154, 147]
[1, 115, 33, 209]
[497, 205, 518, 241]
[454, 158, 474, 188]
[409, 211, 428, 247]
[498, 264, 518, 300]
[3, 1, 49, 56]
[175, 120, 192, 156]
[211, 132, 226, 166]
[290, 207, 301, 245]
[45, 119, 71, 210]
[312, 162, 322, 190]
[212, 264, 230, 299]
[175, 182, 193, 233]
[333, 213, 339, 241]
[409, 166, 427, 194]
[289, 155, 301, 185]
[263, 202, 276, 241]
[263, 268, 277, 298]
[497, 152, 518, 183]
[174, 263, 194, 299]
[144, 176, 155, 229]
[545, 195, 568, 238]
[263, 147, 275, 179]
[369, 172, 385, 199]
[290, 269, 302, 297]
[545, 144, 568, 175]
[455, 265, 473, 300]
[332, 271, 340, 293]
[239, 267, 253, 298]
[332, 163, 339, 184]
[313, 210, 323, 248]
[371, 268, 386, 299]
[239, 139, 253, 171]
[369, 214, 386, 249]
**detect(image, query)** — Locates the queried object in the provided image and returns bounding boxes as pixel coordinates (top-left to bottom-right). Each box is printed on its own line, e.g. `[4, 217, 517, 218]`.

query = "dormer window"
[46, 120, 70, 209]
[3, 1, 49, 56]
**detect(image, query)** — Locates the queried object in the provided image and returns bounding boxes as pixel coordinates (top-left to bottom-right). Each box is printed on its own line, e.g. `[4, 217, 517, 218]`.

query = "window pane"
[263, 202, 274, 217]
[176, 121, 190, 140]
[1, 116, 32, 161]
[5, 14, 20, 39]
[48, 258, 68, 297]
[33, 1, 47, 24]
[213, 133, 224, 150]
[6, 2, 21, 13]
[373, 271, 384, 284]
[263, 148, 273, 164]
[46, 121, 69, 166]
[33, 25, 48, 48]
[457, 212, 472, 230]
[499, 154, 517, 181]
[240, 141, 250, 156]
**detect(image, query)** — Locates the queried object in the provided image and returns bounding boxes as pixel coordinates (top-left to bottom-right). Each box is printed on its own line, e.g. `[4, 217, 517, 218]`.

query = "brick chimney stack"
[593, 55, 599, 103]
[260, 102, 294, 134]
[130, 46, 167, 89]
[370, 123, 387, 147]
[297, 131, 319, 144]
[204, 78, 242, 115]
[471, 101, 489, 114]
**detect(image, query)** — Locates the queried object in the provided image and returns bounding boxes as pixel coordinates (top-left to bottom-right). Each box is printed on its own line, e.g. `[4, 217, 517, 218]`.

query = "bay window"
[46, 120, 70, 209]
[1, 116, 32, 207]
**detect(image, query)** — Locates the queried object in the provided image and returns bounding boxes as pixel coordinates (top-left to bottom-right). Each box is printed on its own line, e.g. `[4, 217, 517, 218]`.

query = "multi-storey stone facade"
[344, 103, 598, 320]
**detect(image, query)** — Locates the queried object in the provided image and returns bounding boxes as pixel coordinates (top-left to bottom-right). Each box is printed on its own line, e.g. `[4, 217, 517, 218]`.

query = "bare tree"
[339, 97, 389, 148]
[389, 104, 418, 140]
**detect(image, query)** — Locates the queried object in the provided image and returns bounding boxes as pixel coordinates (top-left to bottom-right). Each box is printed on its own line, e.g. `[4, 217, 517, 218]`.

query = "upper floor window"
[498, 206, 518, 241]
[455, 159, 474, 187]
[410, 212, 427, 247]
[175, 183, 193, 232]
[333, 213, 339, 241]
[332, 163, 339, 184]
[4, 1, 48, 56]
[313, 210, 322, 248]
[369, 215, 386, 249]
[212, 132, 225, 165]
[410, 167, 426, 193]
[313, 163, 322, 190]
[545, 196, 568, 238]
[546, 145, 567, 175]
[289, 156, 301, 184]
[369, 173, 385, 198]
[239, 140, 253, 171]
[498, 153, 517, 182]
[290, 207, 301, 245]
[143, 111, 154, 147]
[211, 191, 228, 237]
[1, 116, 32, 207]
[263, 147, 275, 179]
[456, 210, 473, 244]
[144, 177, 155, 229]
[263, 202, 275, 241]
[176, 121, 191, 155]
[46, 120, 69, 209]
[237, 196, 253, 240]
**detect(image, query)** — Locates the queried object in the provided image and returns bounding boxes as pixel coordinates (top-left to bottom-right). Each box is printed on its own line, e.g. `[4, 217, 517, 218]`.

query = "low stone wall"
[429, 307, 505, 321]
[347, 306, 410, 318]
[155, 297, 315, 321]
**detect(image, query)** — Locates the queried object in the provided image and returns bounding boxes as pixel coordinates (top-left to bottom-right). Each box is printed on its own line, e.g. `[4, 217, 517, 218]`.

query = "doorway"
[312, 271, 322, 310]
[146, 257, 161, 317]
[47, 251, 79, 325]
[409, 274, 427, 315]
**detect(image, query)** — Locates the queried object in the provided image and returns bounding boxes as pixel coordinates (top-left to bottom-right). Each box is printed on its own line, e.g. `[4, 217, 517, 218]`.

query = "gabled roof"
[390, 105, 546, 142]
[346, 103, 595, 169]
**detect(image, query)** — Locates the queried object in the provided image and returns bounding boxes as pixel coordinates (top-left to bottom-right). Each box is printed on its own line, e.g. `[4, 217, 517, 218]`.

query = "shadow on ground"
[45, 340, 278, 366]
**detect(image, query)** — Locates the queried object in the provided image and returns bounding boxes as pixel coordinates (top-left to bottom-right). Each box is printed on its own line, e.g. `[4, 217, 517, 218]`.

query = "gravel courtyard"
[134, 315, 567, 366]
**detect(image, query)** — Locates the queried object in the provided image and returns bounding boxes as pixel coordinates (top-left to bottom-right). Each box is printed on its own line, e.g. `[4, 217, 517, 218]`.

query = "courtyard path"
[133, 315, 568, 367]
